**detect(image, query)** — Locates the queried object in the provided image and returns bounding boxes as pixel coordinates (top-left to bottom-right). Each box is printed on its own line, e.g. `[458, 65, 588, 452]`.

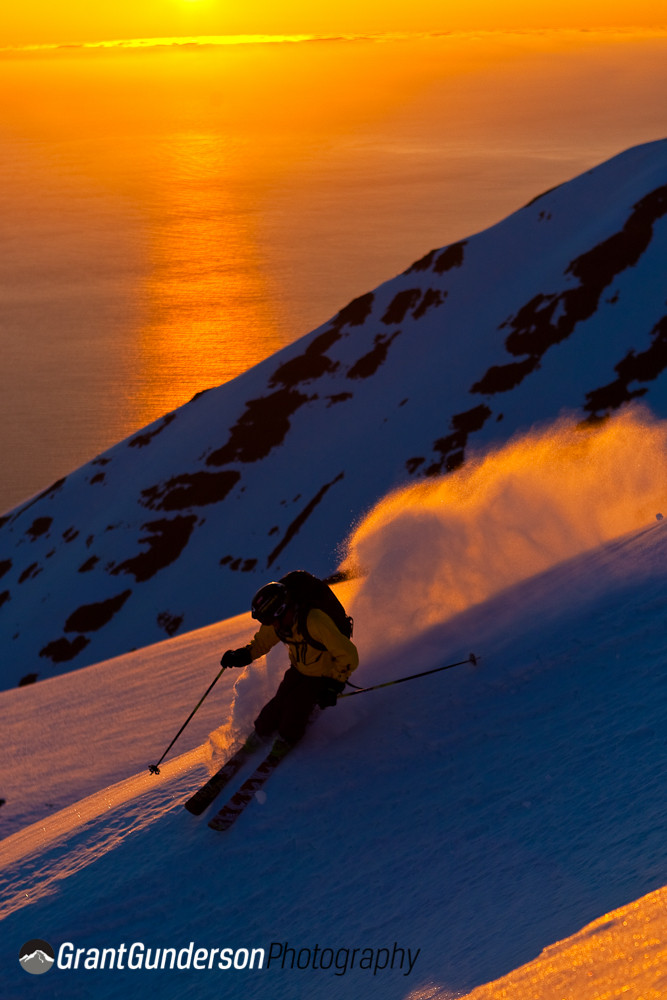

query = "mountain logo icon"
[19, 939, 55, 975]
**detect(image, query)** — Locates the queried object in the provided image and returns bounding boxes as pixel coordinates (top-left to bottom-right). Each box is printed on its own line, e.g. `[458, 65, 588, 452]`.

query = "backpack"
[279, 570, 353, 651]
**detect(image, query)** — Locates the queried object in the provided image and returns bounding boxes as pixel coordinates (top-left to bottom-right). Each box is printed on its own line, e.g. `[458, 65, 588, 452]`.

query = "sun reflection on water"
[3, 31, 667, 511]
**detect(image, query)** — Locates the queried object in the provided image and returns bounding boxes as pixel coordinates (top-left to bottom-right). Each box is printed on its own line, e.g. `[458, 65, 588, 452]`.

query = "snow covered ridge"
[1, 138, 667, 687]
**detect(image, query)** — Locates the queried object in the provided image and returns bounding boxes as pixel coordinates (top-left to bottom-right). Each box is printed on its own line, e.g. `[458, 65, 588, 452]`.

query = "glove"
[317, 678, 346, 709]
[220, 647, 252, 668]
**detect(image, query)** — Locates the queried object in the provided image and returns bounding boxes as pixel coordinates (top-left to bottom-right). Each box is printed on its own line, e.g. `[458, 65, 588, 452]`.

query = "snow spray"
[343, 406, 667, 651]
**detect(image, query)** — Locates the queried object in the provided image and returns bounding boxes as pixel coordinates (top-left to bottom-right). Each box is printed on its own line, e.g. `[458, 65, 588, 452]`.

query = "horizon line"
[2, 26, 667, 56]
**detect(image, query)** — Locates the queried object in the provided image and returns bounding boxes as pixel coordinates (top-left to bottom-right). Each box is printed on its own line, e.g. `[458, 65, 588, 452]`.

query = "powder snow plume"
[344, 407, 667, 655]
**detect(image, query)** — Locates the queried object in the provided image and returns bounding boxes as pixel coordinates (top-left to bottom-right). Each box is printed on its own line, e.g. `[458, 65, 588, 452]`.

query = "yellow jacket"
[246, 608, 359, 682]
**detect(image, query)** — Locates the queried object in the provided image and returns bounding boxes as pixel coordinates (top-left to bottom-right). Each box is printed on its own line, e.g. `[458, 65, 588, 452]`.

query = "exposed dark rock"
[326, 393, 353, 407]
[452, 404, 493, 434]
[62, 527, 79, 543]
[413, 288, 445, 320]
[584, 315, 667, 419]
[157, 611, 183, 636]
[347, 331, 401, 380]
[0, 559, 12, 578]
[64, 590, 132, 633]
[613, 316, 667, 384]
[269, 327, 342, 389]
[471, 357, 540, 395]
[524, 183, 563, 208]
[410, 404, 492, 478]
[128, 413, 176, 448]
[0, 590, 9, 608]
[202, 303, 368, 470]
[270, 351, 338, 388]
[426, 449, 464, 475]
[433, 241, 467, 273]
[568, 184, 666, 281]
[189, 387, 212, 403]
[89, 473, 105, 485]
[110, 516, 197, 583]
[34, 478, 66, 502]
[404, 249, 437, 274]
[220, 555, 258, 572]
[267, 472, 345, 568]
[469, 185, 667, 400]
[206, 389, 314, 466]
[26, 517, 53, 540]
[11, 479, 66, 523]
[506, 185, 667, 362]
[18, 673, 38, 687]
[330, 292, 375, 329]
[39, 635, 90, 663]
[140, 470, 241, 511]
[583, 381, 647, 417]
[78, 556, 100, 573]
[502, 293, 562, 358]
[18, 563, 42, 584]
[382, 289, 422, 325]
[403, 241, 467, 276]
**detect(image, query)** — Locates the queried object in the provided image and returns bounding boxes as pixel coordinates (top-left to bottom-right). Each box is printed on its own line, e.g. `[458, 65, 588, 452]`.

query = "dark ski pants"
[254, 666, 325, 746]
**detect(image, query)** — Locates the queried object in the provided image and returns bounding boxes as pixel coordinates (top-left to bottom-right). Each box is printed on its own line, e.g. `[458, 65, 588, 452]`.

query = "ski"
[208, 738, 291, 832]
[184, 731, 264, 815]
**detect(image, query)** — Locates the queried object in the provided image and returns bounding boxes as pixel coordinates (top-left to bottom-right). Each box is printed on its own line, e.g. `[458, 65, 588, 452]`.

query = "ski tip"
[183, 799, 205, 816]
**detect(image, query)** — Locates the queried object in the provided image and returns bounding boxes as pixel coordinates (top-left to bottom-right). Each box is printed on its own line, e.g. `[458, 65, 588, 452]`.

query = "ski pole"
[340, 653, 478, 698]
[148, 665, 228, 775]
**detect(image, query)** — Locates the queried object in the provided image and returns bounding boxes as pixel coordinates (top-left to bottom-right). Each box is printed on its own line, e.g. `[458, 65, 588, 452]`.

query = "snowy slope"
[2, 419, 667, 999]
[2, 138, 667, 686]
[463, 886, 667, 1000]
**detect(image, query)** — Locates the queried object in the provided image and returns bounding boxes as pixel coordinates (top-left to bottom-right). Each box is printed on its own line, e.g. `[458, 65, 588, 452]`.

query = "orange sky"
[2, 0, 666, 47]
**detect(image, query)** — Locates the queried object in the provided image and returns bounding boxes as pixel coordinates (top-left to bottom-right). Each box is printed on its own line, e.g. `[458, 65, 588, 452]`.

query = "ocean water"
[1, 30, 667, 514]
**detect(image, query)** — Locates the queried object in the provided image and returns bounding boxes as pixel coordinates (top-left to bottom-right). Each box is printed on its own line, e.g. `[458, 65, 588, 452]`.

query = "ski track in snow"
[0, 749, 203, 921]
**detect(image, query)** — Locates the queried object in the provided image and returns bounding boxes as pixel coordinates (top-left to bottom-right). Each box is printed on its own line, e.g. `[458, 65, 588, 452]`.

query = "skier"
[220, 574, 359, 748]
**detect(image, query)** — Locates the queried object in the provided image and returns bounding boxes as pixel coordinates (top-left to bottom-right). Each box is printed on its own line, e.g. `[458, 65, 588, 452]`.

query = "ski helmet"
[251, 582, 290, 624]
